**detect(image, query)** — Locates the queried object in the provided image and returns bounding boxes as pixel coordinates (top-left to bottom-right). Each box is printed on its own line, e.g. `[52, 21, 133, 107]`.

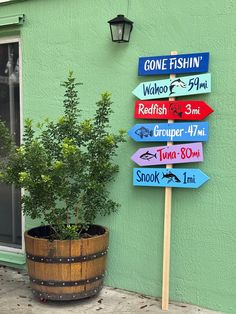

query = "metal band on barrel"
[26, 249, 107, 263]
[30, 273, 104, 287]
[32, 285, 102, 301]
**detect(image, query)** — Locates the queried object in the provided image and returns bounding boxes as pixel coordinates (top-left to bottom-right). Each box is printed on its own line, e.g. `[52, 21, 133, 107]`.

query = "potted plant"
[0, 72, 126, 301]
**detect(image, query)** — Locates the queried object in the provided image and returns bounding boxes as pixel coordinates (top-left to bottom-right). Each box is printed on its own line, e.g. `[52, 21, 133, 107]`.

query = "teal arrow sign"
[132, 73, 211, 100]
[133, 168, 209, 188]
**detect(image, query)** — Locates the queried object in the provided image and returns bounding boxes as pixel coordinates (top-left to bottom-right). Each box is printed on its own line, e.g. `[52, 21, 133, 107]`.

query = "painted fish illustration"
[162, 171, 181, 183]
[169, 79, 186, 96]
[169, 103, 183, 118]
[135, 127, 153, 139]
[140, 151, 157, 161]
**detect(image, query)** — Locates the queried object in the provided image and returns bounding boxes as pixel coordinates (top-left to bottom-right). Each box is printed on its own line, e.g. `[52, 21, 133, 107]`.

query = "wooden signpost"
[129, 50, 212, 311]
[138, 52, 209, 76]
[128, 122, 209, 142]
[132, 73, 211, 100]
[131, 142, 203, 166]
[133, 168, 209, 188]
[134, 100, 214, 120]
[162, 52, 176, 311]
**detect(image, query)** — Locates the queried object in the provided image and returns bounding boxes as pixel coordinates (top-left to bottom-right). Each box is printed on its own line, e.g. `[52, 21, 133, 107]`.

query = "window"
[0, 38, 22, 249]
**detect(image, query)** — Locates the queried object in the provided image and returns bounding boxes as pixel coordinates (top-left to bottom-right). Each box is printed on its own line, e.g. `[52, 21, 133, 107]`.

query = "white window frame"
[0, 0, 19, 3]
[0, 36, 24, 254]
[0, 0, 27, 4]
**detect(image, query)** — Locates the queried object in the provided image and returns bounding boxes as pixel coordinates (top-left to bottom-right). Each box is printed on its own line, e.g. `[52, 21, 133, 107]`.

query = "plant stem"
[74, 206, 78, 225]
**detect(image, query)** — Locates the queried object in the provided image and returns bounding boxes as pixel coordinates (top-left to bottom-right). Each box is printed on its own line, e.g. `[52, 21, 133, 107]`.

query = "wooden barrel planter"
[24, 225, 109, 301]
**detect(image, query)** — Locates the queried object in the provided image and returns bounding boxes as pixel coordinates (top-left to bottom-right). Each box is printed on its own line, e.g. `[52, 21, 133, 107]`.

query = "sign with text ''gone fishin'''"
[133, 168, 209, 189]
[132, 73, 211, 100]
[131, 142, 203, 166]
[128, 122, 208, 142]
[138, 52, 209, 76]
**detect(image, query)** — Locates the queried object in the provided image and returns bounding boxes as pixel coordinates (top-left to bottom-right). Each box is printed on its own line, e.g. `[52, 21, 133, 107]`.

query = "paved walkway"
[0, 266, 221, 314]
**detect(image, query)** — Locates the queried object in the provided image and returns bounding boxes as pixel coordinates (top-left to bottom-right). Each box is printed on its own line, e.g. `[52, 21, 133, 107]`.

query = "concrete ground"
[0, 266, 221, 314]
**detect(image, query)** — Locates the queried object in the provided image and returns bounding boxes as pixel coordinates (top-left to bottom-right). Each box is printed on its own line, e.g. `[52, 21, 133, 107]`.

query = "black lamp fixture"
[108, 14, 133, 43]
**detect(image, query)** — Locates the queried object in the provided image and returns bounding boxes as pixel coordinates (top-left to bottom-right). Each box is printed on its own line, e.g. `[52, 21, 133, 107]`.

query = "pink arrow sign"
[131, 142, 203, 166]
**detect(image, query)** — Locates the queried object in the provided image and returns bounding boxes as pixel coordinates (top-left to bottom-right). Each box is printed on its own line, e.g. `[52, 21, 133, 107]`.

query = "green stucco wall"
[0, 0, 235, 312]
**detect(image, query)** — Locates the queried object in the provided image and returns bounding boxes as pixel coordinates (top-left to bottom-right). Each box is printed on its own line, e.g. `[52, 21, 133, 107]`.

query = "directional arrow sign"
[128, 122, 208, 142]
[132, 73, 211, 100]
[138, 52, 209, 76]
[133, 168, 209, 188]
[131, 142, 203, 166]
[134, 100, 214, 120]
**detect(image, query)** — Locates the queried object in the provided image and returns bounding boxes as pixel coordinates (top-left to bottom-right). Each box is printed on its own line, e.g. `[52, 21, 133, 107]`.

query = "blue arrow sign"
[138, 52, 209, 76]
[128, 122, 208, 142]
[133, 168, 209, 188]
[132, 73, 211, 100]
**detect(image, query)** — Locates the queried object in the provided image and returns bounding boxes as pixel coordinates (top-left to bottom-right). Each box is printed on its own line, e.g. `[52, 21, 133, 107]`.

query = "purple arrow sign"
[131, 142, 203, 166]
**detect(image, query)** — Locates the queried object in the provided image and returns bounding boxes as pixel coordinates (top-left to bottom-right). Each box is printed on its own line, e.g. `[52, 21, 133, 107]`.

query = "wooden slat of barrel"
[86, 279, 103, 293]
[31, 238, 47, 294]
[43, 241, 58, 287]
[82, 233, 109, 255]
[70, 239, 84, 294]
[81, 237, 88, 291]
[82, 232, 108, 292]
[24, 233, 34, 255]
[25, 235, 35, 279]
[26, 236, 51, 256]
[86, 257, 107, 279]
[48, 240, 70, 295]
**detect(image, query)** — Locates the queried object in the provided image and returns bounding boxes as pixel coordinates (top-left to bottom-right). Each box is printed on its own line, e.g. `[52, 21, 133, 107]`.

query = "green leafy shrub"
[0, 72, 126, 239]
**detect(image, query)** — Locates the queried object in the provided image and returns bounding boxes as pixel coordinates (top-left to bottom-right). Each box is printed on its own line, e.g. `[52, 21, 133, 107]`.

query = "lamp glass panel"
[111, 23, 124, 41]
[123, 23, 132, 41]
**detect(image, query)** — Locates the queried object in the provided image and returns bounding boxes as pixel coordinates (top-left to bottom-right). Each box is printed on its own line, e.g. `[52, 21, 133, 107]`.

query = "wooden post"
[162, 51, 177, 311]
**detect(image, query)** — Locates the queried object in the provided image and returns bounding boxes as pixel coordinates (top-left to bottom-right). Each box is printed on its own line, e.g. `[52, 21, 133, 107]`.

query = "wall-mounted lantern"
[108, 14, 133, 43]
